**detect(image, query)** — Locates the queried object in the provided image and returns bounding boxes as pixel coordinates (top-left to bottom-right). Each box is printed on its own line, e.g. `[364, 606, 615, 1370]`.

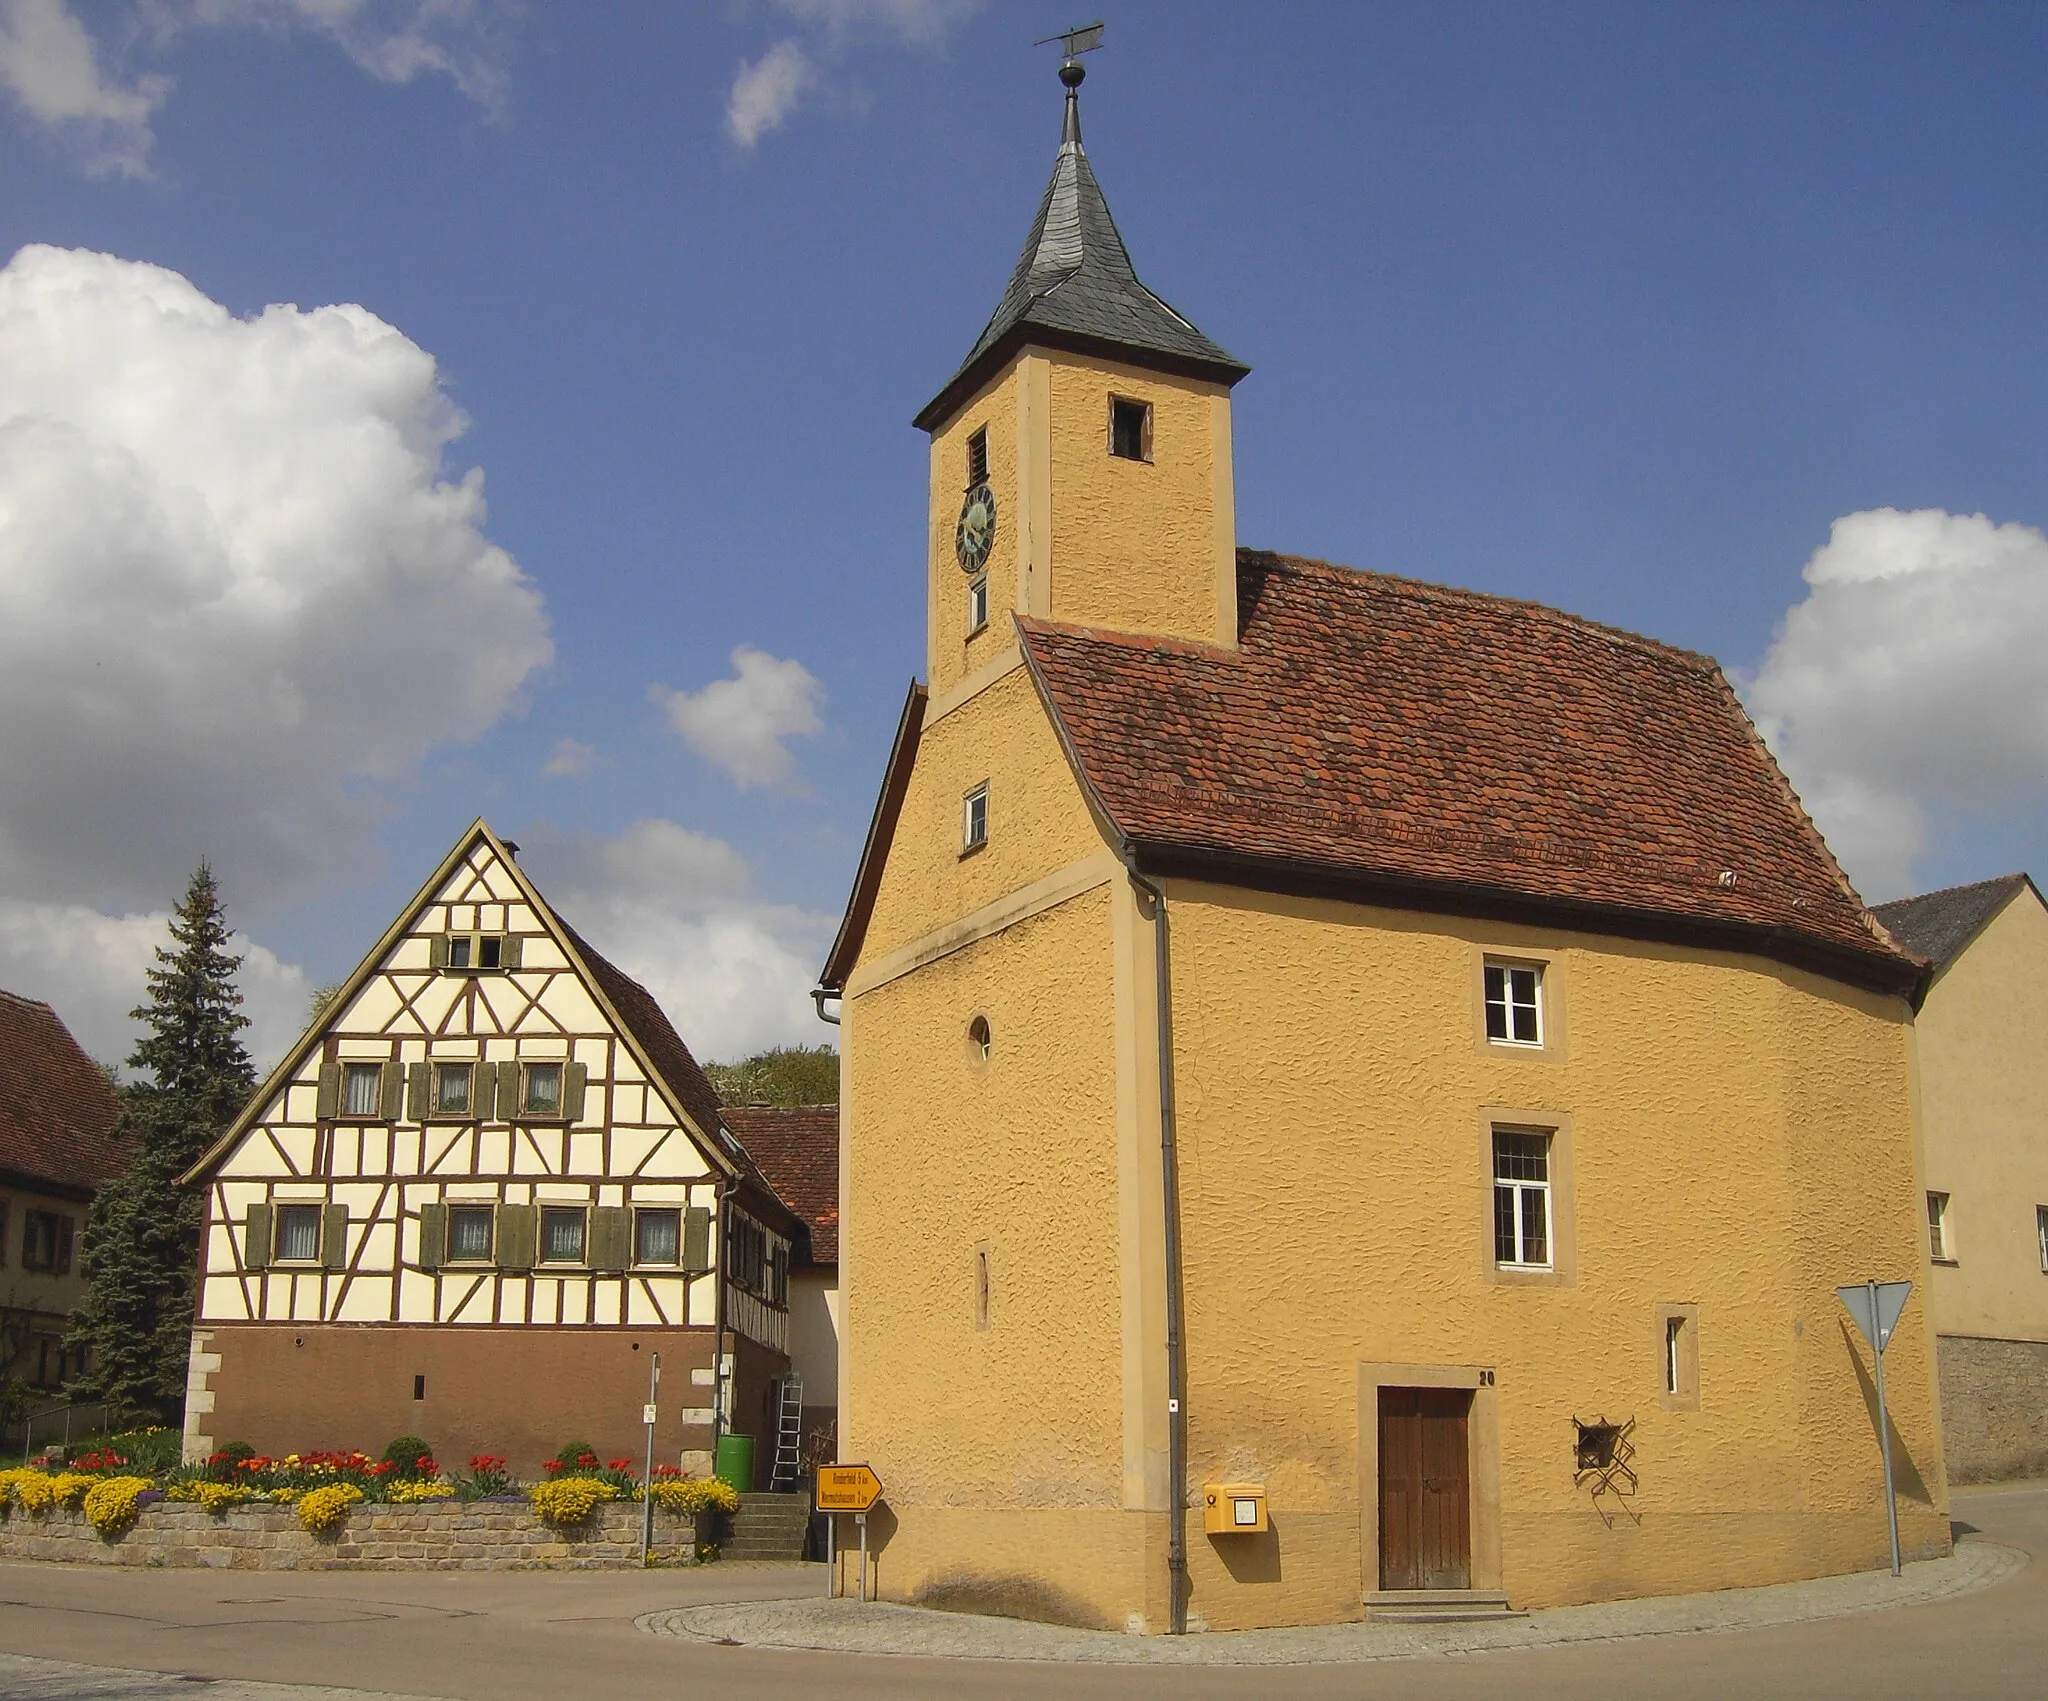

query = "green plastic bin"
[714, 1433, 755, 1494]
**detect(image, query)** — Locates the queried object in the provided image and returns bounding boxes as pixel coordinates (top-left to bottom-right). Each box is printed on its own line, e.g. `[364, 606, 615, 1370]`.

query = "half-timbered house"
[180, 821, 800, 1476]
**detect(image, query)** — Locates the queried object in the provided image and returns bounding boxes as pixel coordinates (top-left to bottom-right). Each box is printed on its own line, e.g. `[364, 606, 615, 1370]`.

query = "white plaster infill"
[636, 1536, 2025, 1666]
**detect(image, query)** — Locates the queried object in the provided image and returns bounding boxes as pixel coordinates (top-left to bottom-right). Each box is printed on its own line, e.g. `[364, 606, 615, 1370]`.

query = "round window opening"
[967, 1015, 992, 1064]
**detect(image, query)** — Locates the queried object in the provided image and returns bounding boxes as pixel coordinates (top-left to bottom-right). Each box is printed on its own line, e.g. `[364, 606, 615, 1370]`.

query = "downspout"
[708, 1170, 739, 1479]
[1125, 860, 1189, 1636]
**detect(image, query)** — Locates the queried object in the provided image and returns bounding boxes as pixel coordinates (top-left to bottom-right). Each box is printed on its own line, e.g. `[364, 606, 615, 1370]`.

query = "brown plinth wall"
[197, 1325, 788, 1479]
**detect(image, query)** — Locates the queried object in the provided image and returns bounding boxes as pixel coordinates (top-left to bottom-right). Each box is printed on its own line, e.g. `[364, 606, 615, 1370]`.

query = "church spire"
[913, 39, 1247, 432]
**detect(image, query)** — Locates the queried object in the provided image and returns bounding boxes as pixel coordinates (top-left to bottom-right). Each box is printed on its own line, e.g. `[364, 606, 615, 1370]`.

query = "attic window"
[1109, 396, 1152, 462]
[967, 427, 989, 488]
[962, 782, 989, 854]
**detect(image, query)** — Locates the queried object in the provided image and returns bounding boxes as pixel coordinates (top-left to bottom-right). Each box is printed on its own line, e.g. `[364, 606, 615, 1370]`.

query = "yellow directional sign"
[815, 1462, 883, 1512]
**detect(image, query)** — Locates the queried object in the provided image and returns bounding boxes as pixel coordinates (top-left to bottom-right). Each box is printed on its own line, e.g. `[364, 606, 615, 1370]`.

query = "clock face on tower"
[955, 482, 997, 574]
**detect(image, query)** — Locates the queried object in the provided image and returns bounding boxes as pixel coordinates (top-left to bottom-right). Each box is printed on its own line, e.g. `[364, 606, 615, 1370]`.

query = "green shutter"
[496, 1203, 538, 1272]
[493, 1060, 519, 1119]
[563, 1061, 588, 1123]
[320, 1204, 349, 1270]
[590, 1205, 630, 1272]
[683, 1205, 711, 1275]
[500, 934, 524, 969]
[417, 1202, 447, 1271]
[315, 1063, 341, 1120]
[407, 1061, 430, 1122]
[244, 1203, 273, 1272]
[473, 1060, 498, 1122]
[428, 933, 449, 969]
[379, 1060, 405, 1121]
[55, 1214, 74, 1276]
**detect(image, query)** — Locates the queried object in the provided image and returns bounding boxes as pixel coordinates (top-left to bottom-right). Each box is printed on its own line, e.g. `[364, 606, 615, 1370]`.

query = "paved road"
[0, 1483, 2041, 1700]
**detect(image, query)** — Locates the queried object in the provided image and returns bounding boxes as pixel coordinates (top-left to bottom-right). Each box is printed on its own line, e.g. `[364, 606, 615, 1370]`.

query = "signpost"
[1837, 1280, 1912, 1577]
[815, 1464, 884, 1602]
[638, 1354, 660, 1568]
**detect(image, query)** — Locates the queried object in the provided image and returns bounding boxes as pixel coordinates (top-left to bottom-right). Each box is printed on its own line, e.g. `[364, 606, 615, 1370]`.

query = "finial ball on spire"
[1060, 60, 1085, 89]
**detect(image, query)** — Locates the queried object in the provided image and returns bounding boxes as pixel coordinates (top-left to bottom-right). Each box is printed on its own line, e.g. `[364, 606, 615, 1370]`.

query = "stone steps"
[722, 1492, 814, 1561]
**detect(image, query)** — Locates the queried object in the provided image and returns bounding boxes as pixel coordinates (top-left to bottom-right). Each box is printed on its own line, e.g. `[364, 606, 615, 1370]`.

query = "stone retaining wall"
[1937, 1334, 2048, 1483]
[0, 1499, 707, 1570]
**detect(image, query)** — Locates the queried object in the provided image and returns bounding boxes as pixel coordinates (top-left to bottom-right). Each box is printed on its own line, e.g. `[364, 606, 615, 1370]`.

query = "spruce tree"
[68, 864, 257, 1423]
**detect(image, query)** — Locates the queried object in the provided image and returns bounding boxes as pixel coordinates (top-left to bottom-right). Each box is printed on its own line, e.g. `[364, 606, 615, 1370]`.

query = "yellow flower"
[649, 1477, 739, 1516]
[527, 1477, 616, 1526]
[49, 1473, 96, 1509]
[83, 1476, 154, 1538]
[297, 1482, 363, 1534]
[167, 1480, 252, 1513]
[385, 1480, 456, 1503]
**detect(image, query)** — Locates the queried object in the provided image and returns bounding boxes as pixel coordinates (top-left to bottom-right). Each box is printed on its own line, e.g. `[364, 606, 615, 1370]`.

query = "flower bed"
[0, 1431, 750, 1567]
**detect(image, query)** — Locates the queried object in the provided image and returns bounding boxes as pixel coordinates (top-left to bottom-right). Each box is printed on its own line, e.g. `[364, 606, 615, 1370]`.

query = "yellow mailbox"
[1202, 1481, 1268, 1535]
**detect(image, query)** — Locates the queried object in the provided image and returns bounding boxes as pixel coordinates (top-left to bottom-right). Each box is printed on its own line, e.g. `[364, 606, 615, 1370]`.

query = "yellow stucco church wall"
[1915, 888, 2048, 1343]
[1161, 883, 1945, 1626]
[926, 365, 1024, 697]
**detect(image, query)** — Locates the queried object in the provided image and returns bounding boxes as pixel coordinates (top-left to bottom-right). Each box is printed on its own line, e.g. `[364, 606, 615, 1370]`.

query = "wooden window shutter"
[496, 1203, 538, 1272]
[320, 1204, 349, 1270]
[500, 934, 524, 969]
[417, 1202, 447, 1271]
[590, 1205, 630, 1272]
[473, 1060, 498, 1122]
[244, 1202, 273, 1272]
[0, 1201, 9, 1267]
[495, 1060, 521, 1118]
[683, 1205, 711, 1275]
[407, 1061, 431, 1121]
[56, 1214, 74, 1275]
[563, 1062, 588, 1123]
[428, 933, 450, 969]
[378, 1060, 405, 1122]
[315, 1063, 341, 1120]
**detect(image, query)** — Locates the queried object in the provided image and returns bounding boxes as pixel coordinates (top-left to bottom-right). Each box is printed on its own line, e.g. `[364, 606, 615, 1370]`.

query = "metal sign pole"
[1868, 1281, 1902, 1577]
[640, 1354, 660, 1568]
[856, 1511, 868, 1603]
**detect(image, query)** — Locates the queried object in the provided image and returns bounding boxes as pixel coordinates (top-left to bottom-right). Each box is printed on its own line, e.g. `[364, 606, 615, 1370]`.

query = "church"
[818, 52, 1949, 1632]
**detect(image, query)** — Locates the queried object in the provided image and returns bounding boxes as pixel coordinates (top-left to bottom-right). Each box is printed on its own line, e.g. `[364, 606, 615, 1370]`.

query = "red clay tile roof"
[1018, 551, 1919, 995]
[720, 1105, 838, 1265]
[0, 988, 128, 1196]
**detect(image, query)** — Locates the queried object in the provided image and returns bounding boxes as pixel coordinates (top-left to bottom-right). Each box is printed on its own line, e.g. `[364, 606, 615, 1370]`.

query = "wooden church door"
[1377, 1386, 1473, 1590]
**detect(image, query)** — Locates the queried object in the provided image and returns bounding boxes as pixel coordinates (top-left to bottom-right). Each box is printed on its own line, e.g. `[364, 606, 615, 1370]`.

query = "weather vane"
[1035, 21, 1104, 80]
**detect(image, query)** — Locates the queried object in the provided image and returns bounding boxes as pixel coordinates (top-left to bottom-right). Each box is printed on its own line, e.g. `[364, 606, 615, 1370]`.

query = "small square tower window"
[967, 574, 989, 635]
[962, 782, 989, 854]
[967, 427, 988, 488]
[1109, 396, 1152, 462]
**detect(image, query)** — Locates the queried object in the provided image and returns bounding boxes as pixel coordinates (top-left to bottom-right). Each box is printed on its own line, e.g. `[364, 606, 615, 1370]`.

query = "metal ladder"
[769, 1373, 804, 1491]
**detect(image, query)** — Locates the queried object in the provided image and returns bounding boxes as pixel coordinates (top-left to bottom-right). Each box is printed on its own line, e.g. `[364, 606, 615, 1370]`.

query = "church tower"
[914, 54, 1250, 700]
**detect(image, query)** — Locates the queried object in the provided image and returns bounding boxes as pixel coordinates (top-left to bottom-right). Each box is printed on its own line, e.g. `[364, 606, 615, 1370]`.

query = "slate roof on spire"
[914, 79, 1247, 431]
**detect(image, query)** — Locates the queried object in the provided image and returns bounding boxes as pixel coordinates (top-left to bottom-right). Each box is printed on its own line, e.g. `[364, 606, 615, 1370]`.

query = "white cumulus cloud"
[1745, 507, 2048, 900]
[727, 37, 815, 147]
[0, 0, 169, 176]
[521, 819, 836, 1064]
[0, 244, 552, 912]
[173, 1, 512, 113]
[0, 898, 311, 1072]
[652, 645, 824, 790]
[542, 737, 598, 779]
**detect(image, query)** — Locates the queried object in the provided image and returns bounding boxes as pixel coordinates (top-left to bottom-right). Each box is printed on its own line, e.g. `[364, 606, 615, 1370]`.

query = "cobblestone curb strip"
[0, 1651, 450, 1701]
[0, 1500, 699, 1570]
[637, 1537, 2026, 1666]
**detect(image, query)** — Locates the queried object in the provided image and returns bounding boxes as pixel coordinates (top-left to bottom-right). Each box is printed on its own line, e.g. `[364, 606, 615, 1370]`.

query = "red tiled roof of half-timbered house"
[0, 988, 127, 1198]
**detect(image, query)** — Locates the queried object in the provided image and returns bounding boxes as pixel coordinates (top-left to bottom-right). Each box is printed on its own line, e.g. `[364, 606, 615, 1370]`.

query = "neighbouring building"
[815, 60, 1948, 1632]
[1873, 874, 2048, 1482]
[179, 821, 804, 1477]
[722, 1105, 839, 1468]
[0, 989, 126, 1419]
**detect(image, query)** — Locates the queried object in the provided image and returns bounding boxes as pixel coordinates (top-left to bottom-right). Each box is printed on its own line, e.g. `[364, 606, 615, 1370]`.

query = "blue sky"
[3, 1, 2045, 1068]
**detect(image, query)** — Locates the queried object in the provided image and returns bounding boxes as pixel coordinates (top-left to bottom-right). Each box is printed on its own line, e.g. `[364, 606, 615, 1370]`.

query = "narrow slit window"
[1665, 1316, 1684, 1394]
[1109, 396, 1151, 461]
[967, 574, 988, 635]
[1493, 1129, 1552, 1269]
[342, 1062, 383, 1118]
[2037, 1205, 2048, 1274]
[975, 1245, 991, 1330]
[962, 783, 989, 853]
[967, 427, 988, 488]
[968, 1014, 991, 1063]
[1484, 962, 1543, 1045]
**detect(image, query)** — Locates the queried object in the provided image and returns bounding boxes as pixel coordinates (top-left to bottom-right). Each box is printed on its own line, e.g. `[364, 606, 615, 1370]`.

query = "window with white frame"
[962, 782, 989, 853]
[341, 1061, 383, 1118]
[1484, 961, 1542, 1045]
[967, 575, 989, 635]
[1493, 1129, 1552, 1269]
[274, 1204, 322, 1264]
[1928, 1191, 1953, 1262]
